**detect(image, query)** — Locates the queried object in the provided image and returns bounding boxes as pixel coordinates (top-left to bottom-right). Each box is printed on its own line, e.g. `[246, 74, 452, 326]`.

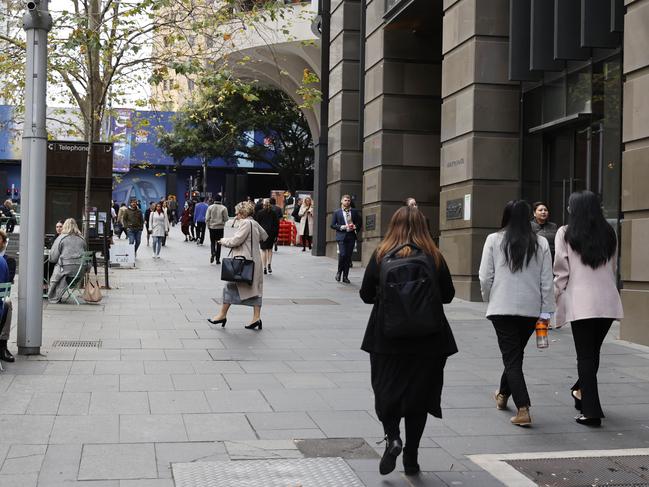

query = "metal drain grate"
[506, 455, 649, 487]
[51, 340, 102, 348]
[172, 458, 364, 487]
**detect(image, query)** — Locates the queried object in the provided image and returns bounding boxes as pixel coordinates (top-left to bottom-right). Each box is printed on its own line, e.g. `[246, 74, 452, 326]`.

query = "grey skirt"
[223, 282, 262, 306]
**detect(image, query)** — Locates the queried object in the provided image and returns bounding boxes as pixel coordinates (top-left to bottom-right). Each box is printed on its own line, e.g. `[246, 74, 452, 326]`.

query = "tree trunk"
[82, 116, 95, 241]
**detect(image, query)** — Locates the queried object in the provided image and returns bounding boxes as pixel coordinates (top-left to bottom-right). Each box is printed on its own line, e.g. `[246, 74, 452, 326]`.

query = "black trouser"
[491, 316, 537, 409]
[5, 217, 16, 233]
[196, 221, 206, 243]
[337, 238, 356, 277]
[382, 413, 427, 450]
[209, 228, 224, 262]
[571, 318, 613, 418]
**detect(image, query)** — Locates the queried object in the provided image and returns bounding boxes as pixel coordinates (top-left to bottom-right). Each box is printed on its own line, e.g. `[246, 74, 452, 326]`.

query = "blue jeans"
[152, 236, 163, 256]
[127, 229, 142, 255]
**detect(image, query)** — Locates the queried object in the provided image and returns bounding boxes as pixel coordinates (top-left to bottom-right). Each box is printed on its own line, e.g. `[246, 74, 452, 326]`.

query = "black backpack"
[378, 243, 443, 338]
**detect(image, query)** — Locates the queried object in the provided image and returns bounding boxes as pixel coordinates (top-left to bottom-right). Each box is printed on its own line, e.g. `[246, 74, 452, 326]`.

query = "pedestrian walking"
[531, 201, 558, 258]
[208, 201, 268, 330]
[144, 202, 155, 247]
[479, 200, 554, 427]
[194, 198, 208, 245]
[254, 199, 279, 274]
[554, 190, 623, 427]
[270, 197, 283, 251]
[149, 202, 169, 259]
[123, 199, 145, 256]
[298, 196, 314, 251]
[359, 206, 457, 476]
[48, 218, 88, 303]
[115, 203, 127, 239]
[180, 203, 192, 242]
[330, 194, 361, 283]
[205, 195, 229, 264]
[167, 195, 178, 226]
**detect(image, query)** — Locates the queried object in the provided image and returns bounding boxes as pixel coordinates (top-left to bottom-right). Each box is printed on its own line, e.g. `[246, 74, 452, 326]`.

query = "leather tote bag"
[221, 222, 255, 286]
[83, 272, 103, 303]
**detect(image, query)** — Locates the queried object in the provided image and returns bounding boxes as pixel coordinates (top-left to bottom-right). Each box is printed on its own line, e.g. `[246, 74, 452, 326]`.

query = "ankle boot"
[511, 406, 531, 426]
[0, 339, 14, 363]
[402, 447, 420, 476]
[379, 436, 402, 475]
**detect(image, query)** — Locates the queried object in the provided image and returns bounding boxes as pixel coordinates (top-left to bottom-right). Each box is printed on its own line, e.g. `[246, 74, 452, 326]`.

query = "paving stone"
[148, 391, 210, 414]
[204, 390, 272, 412]
[171, 374, 228, 391]
[49, 415, 119, 444]
[119, 414, 188, 443]
[183, 413, 257, 441]
[89, 392, 150, 414]
[57, 392, 91, 415]
[247, 412, 318, 431]
[78, 443, 156, 480]
[0, 444, 46, 475]
[308, 411, 383, 438]
[0, 415, 54, 444]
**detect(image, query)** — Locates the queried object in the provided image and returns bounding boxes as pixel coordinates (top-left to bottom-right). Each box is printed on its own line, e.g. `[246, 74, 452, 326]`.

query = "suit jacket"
[330, 208, 362, 242]
[553, 225, 623, 327]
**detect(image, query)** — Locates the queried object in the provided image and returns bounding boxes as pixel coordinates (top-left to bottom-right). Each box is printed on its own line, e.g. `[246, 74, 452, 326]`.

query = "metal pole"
[18, 0, 51, 355]
[313, 0, 330, 256]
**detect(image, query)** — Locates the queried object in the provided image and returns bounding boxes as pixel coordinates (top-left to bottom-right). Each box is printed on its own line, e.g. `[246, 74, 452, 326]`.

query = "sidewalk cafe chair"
[60, 251, 94, 306]
[0, 282, 11, 371]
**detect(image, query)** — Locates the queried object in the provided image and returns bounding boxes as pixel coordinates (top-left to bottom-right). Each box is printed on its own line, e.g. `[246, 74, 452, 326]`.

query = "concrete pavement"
[2, 223, 649, 486]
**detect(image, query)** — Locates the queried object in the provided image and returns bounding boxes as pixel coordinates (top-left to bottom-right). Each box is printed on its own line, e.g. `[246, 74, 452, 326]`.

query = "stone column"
[326, 0, 363, 258]
[620, 0, 649, 345]
[439, 0, 520, 300]
[361, 1, 443, 262]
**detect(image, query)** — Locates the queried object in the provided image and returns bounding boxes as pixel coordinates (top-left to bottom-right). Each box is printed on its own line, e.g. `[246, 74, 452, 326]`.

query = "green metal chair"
[0, 283, 11, 371]
[59, 251, 94, 305]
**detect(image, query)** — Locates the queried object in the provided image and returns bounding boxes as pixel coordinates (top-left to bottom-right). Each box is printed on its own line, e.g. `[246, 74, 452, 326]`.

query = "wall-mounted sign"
[365, 214, 376, 231]
[446, 199, 464, 220]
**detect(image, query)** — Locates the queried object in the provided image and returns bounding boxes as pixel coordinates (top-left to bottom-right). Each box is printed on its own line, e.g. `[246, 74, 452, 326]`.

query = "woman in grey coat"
[479, 201, 554, 427]
[48, 218, 87, 303]
[208, 201, 268, 330]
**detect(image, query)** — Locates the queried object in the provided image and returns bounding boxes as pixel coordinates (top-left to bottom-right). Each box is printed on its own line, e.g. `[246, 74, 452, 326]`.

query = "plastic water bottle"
[535, 319, 549, 349]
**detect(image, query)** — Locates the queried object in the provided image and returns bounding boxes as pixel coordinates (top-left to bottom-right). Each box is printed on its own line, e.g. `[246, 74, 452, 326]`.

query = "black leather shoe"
[335, 272, 341, 282]
[0, 348, 15, 363]
[210, 255, 215, 263]
[571, 389, 582, 411]
[207, 318, 227, 328]
[245, 320, 262, 330]
[267, 265, 272, 274]
[379, 437, 402, 475]
[264, 268, 267, 275]
[342, 277, 351, 284]
[576, 415, 601, 426]
[403, 448, 420, 476]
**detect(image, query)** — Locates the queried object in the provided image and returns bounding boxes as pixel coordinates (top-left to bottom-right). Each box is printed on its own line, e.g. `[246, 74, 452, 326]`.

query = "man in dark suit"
[330, 194, 361, 283]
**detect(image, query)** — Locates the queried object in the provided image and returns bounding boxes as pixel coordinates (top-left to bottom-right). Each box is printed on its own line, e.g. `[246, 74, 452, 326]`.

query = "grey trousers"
[1, 299, 12, 340]
[48, 265, 77, 303]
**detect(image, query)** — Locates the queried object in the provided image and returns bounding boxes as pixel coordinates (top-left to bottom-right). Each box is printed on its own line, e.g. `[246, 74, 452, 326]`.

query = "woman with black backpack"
[360, 206, 457, 477]
[479, 200, 554, 427]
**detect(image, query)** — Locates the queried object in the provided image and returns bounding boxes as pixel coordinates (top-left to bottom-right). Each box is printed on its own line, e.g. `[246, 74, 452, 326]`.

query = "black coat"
[254, 209, 279, 237]
[359, 251, 458, 356]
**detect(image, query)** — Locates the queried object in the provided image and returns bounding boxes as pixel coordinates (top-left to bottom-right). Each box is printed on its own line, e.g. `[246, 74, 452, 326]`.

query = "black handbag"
[221, 222, 255, 285]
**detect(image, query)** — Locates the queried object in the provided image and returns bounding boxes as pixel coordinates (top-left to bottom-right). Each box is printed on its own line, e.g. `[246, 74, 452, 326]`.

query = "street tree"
[0, 0, 294, 237]
[159, 73, 314, 193]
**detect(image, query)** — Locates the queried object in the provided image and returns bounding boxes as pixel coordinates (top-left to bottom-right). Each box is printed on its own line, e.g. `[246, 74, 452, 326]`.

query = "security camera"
[26, 0, 39, 10]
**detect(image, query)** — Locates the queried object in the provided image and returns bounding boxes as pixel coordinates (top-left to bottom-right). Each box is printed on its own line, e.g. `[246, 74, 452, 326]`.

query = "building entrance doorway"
[544, 123, 607, 226]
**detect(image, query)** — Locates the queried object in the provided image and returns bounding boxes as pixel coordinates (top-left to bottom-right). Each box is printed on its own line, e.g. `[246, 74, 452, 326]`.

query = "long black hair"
[500, 200, 538, 272]
[565, 191, 616, 268]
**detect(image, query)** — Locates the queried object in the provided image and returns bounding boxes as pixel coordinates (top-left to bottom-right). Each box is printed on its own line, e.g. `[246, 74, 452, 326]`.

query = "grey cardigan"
[479, 231, 555, 318]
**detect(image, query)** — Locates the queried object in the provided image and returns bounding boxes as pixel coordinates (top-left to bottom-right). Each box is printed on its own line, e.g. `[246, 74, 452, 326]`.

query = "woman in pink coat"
[554, 191, 623, 427]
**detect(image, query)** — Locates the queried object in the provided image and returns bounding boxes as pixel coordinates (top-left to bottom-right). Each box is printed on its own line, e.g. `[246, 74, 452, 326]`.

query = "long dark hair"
[565, 191, 616, 268]
[376, 207, 441, 267]
[500, 200, 538, 272]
